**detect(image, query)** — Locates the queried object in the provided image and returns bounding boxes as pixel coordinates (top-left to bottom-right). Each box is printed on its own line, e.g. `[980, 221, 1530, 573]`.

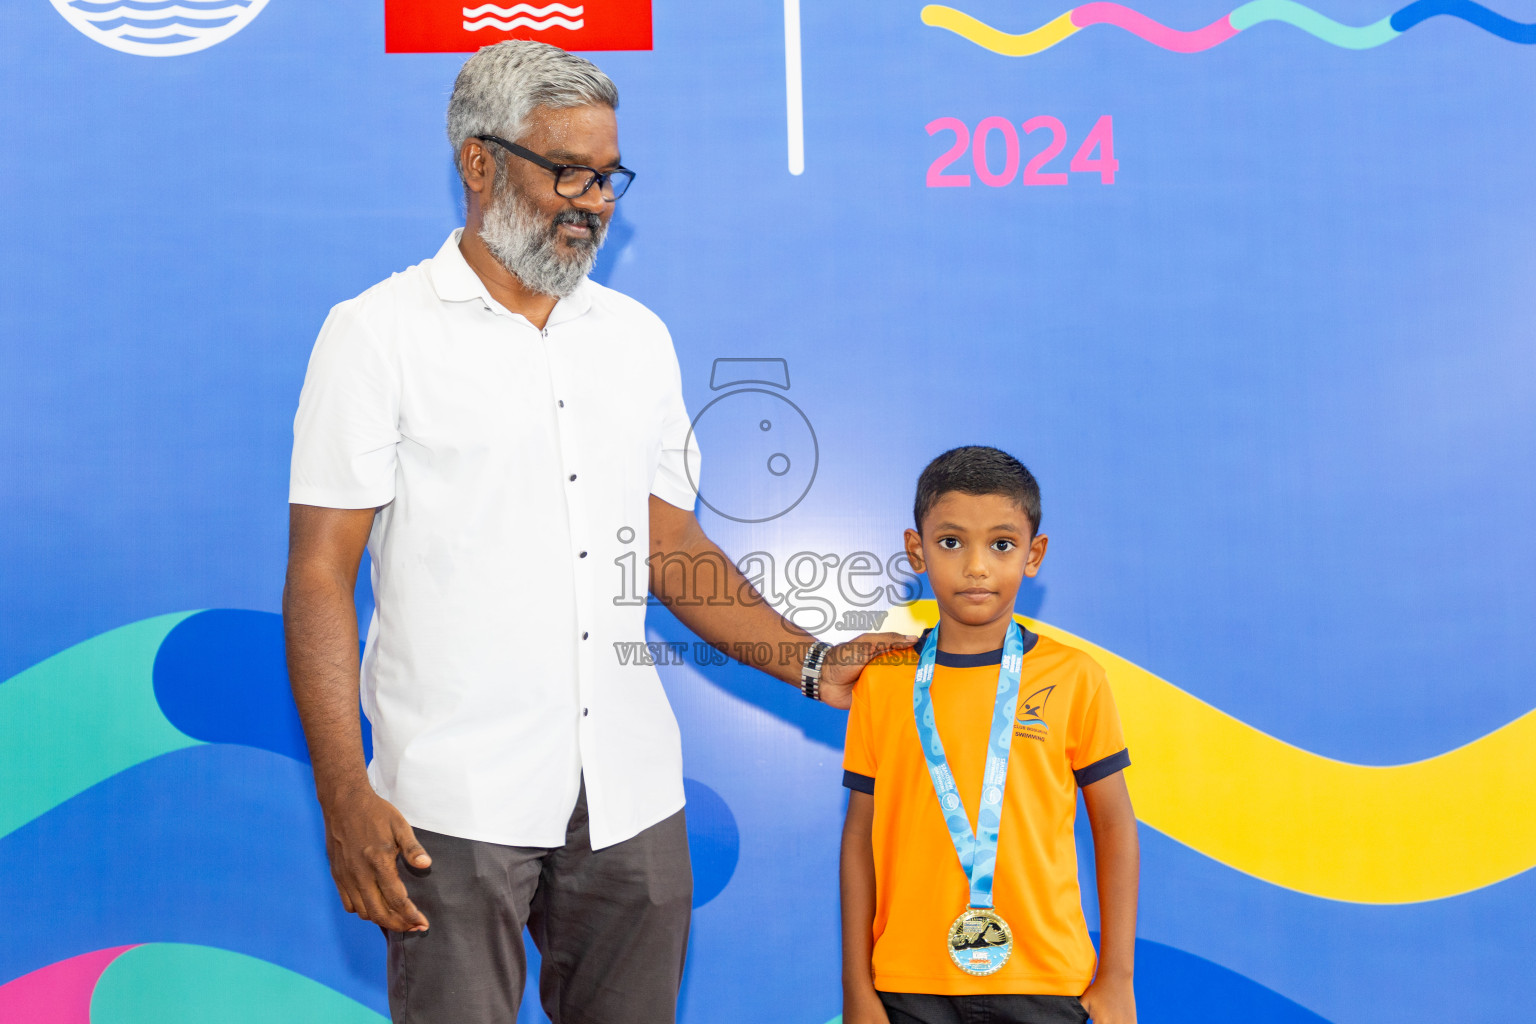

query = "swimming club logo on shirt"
[384, 0, 652, 52]
[48, 0, 268, 57]
[1015, 685, 1055, 742]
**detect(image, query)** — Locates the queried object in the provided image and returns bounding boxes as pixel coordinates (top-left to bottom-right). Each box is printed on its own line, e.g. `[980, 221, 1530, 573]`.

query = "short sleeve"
[649, 331, 701, 511]
[842, 669, 879, 792]
[1069, 659, 1130, 788]
[289, 303, 401, 509]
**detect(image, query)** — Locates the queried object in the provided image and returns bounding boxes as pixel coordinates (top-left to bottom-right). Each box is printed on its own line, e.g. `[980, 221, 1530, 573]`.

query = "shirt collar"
[917, 625, 1039, 668]
[427, 228, 594, 324]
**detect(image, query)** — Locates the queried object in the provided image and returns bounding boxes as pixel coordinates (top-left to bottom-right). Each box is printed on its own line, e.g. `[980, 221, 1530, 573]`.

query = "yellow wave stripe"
[883, 601, 1536, 903]
[920, 5, 1080, 56]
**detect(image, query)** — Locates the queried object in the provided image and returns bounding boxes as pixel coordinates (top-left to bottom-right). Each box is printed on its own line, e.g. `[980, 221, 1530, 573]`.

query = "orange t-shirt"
[843, 627, 1129, 996]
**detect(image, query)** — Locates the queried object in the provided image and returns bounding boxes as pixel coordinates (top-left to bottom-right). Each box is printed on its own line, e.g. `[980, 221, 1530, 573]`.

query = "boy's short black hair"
[913, 446, 1041, 536]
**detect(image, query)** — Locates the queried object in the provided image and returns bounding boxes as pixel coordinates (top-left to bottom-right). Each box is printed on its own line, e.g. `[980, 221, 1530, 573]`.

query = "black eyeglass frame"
[475, 134, 635, 202]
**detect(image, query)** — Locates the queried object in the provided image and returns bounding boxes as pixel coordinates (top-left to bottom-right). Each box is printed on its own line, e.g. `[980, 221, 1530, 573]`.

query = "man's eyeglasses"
[475, 135, 635, 202]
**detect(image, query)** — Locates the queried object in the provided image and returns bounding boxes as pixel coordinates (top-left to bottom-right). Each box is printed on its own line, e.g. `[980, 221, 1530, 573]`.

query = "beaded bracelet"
[800, 641, 832, 701]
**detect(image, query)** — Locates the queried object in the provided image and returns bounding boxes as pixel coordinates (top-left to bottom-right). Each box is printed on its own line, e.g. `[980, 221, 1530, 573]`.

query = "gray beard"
[479, 186, 606, 298]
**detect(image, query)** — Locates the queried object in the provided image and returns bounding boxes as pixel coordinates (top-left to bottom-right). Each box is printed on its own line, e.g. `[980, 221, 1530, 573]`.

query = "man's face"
[478, 103, 622, 296]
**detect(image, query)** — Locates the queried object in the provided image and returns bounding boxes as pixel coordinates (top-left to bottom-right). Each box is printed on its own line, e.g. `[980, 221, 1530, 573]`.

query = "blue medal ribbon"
[913, 621, 1026, 910]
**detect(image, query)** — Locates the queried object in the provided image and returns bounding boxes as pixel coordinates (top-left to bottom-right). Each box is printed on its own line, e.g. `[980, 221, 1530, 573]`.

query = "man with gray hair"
[284, 41, 911, 1023]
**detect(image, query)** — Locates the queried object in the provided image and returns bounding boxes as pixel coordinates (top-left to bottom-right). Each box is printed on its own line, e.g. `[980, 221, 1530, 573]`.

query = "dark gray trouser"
[386, 785, 692, 1024]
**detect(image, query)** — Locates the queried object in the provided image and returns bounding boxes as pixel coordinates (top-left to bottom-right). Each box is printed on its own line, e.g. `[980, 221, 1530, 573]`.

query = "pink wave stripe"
[0, 947, 137, 1024]
[1070, 2, 1238, 52]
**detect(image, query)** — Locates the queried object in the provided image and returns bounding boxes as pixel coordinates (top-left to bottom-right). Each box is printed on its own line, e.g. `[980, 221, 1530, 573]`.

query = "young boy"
[841, 446, 1138, 1024]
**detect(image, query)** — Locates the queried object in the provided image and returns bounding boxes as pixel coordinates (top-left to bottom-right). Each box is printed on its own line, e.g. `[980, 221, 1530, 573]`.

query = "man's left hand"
[817, 632, 920, 710]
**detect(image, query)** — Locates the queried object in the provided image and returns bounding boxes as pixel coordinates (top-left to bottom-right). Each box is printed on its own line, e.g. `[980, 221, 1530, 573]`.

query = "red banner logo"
[385, 0, 652, 53]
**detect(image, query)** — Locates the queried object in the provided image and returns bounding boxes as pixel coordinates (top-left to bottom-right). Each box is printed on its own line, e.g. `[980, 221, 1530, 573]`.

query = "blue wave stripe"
[89, 14, 237, 28]
[151, 610, 375, 767]
[0, 745, 389, 1011]
[1390, 0, 1536, 42]
[1123, 934, 1334, 1023]
[69, 0, 250, 11]
[119, 32, 196, 42]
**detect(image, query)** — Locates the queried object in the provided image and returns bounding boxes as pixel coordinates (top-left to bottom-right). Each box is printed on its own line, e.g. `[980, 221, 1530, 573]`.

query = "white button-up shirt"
[290, 230, 700, 850]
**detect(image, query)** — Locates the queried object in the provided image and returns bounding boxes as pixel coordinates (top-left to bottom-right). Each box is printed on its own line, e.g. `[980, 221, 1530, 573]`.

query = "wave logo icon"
[463, 3, 584, 32]
[385, 0, 647, 53]
[49, 0, 268, 57]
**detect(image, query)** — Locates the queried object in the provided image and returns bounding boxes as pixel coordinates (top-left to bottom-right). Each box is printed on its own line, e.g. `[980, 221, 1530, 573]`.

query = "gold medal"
[946, 907, 1013, 976]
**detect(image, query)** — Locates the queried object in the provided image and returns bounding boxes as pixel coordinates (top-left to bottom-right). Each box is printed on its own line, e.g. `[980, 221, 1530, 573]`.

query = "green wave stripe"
[1229, 0, 1401, 47]
[0, 612, 200, 840]
[90, 944, 386, 1024]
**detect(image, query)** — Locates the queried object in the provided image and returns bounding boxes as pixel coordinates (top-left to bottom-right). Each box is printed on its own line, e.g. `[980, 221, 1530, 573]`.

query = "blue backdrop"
[3, 1, 1534, 1022]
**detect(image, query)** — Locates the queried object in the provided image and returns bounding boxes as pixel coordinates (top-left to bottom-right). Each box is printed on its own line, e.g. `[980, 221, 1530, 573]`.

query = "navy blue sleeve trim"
[843, 770, 876, 795]
[1074, 748, 1131, 788]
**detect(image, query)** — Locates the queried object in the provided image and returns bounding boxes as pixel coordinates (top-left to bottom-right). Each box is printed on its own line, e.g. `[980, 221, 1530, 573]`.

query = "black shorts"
[878, 990, 1090, 1024]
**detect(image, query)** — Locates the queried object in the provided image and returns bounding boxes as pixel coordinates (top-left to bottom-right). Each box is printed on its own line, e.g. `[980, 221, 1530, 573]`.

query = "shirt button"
[579, 550, 588, 558]
[558, 400, 565, 408]
[582, 631, 589, 640]
[583, 707, 589, 717]
[569, 474, 577, 481]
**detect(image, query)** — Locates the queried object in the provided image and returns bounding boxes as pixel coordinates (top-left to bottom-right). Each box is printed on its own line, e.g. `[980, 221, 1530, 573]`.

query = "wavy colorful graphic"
[0, 610, 738, 911]
[0, 944, 385, 1024]
[1, 610, 1342, 1020]
[920, 1, 1536, 57]
[0, 946, 134, 1024]
[0, 742, 390, 1008]
[0, 611, 199, 840]
[5, 606, 1535, 915]
[884, 602, 1536, 903]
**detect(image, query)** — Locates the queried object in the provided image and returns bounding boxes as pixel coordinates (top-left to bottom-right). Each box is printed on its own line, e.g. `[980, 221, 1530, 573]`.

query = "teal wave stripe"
[91, 943, 387, 1024]
[0, 612, 200, 840]
[1230, 0, 1400, 47]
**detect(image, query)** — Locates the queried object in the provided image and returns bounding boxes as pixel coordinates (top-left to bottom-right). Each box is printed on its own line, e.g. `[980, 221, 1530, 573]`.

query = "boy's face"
[904, 491, 1049, 632]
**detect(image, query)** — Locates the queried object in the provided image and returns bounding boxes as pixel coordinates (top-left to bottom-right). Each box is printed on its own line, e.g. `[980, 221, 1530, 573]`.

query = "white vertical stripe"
[783, 0, 804, 176]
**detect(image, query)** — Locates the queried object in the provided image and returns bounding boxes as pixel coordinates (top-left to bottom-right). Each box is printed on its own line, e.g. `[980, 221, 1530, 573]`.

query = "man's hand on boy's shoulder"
[1080, 974, 1136, 1024]
[818, 632, 920, 710]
